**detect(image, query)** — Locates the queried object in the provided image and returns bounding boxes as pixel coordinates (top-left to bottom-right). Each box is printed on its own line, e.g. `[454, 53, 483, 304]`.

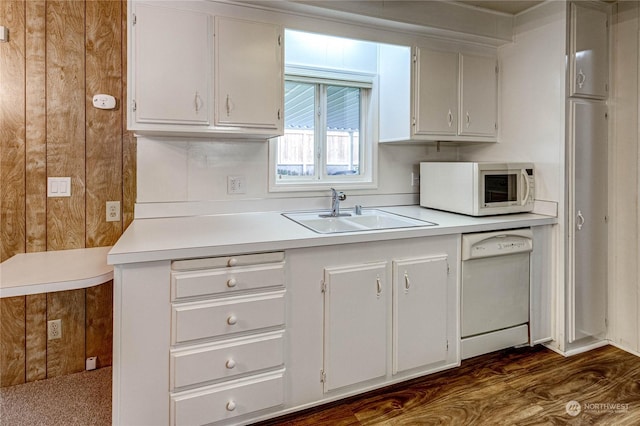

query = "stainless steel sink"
[283, 209, 437, 234]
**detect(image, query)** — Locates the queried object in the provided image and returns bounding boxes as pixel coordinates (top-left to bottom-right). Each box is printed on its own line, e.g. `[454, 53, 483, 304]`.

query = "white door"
[393, 256, 448, 374]
[459, 54, 497, 138]
[323, 262, 388, 392]
[570, 2, 609, 99]
[133, 3, 210, 125]
[214, 16, 283, 131]
[412, 49, 458, 137]
[570, 100, 608, 341]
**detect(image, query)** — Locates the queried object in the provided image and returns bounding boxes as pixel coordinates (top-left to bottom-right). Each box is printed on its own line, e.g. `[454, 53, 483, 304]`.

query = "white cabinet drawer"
[171, 263, 284, 301]
[171, 369, 284, 426]
[170, 331, 284, 389]
[172, 252, 285, 271]
[172, 290, 285, 344]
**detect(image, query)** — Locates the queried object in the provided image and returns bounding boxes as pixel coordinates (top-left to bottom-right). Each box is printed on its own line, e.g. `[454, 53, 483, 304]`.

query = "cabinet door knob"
[447, 109, 453, 127]
[376, 276, 382, 296]
[227, 315, 238, 325]
[466, 112, 471, 128]
[227, 278, 237, 288]
[227, 257, 238, 267]
[226, 401, 236, 411]
[225, 359, 236, 369]
[404, 272, 410, 291]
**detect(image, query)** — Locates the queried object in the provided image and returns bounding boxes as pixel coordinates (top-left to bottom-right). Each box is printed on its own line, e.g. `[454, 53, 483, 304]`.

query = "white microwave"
[420, 162, 535, 216]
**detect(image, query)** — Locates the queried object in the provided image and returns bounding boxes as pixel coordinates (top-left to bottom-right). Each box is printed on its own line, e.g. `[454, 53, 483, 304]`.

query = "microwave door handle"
[521, 169, 531, 206]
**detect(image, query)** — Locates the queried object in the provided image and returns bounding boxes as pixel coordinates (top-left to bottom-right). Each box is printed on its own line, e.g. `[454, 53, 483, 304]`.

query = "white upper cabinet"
[413, 49, 459, 137]
[412, 49, 497, 141]
[380, 46, 498, 143]
[128, 1, 284, 138]
[133, 3, 210, 126]
[569, 2, 609, 99]
[214, 16, 283, 132]
[459, 54, 498, 137]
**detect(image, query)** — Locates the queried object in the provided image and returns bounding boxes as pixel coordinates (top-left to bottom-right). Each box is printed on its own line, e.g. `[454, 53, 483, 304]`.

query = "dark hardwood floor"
[257, 345, 640, 425]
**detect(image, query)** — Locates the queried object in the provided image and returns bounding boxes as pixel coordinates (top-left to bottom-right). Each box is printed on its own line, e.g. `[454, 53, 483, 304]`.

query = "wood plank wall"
[0, 0, 134, 387]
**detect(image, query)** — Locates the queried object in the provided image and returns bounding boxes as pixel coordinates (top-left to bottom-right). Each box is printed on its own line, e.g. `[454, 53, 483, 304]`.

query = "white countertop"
[0, 246, 114, 298]
[107, 206, 557, 265]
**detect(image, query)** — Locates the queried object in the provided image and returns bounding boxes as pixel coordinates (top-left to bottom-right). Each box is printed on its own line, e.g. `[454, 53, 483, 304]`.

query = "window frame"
[269, 66, 378, 192]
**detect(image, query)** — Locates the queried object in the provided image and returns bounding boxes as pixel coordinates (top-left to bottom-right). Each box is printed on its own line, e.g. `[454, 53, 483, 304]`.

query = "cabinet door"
[459, 54, 497, 137]
[133, 3, 210, 125]
[569, 100, 608, 342]
[323, 262, 388, 392]
[570, 2, 609, 99]
[412, 49, 458, 137]
[214, 16, 283, 131]
[393, 256, 448, 374]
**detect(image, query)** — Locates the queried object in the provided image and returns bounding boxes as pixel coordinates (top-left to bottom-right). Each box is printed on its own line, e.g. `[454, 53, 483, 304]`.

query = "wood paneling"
[0, 0, 129, 386]
[86, 0, 123, 247]
[25, 294, 47, 382]
[25, 0, 47, 254]
[85, 281, 113, 368]
[46, 0, 86, 251]
[0, 1, 26, 262]
[0, 297, 25, 387]
[46, 289, 85, 378]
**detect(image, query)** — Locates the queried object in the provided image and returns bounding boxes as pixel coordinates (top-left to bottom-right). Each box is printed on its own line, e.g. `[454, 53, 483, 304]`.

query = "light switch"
[47, 177, 71, 197]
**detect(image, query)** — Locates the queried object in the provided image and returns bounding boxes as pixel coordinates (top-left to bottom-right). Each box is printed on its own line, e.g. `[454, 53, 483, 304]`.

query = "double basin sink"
[283, 209, 437, 234]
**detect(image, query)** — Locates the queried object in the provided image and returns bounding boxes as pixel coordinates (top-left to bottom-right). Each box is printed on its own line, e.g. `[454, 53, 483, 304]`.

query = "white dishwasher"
[461, 228, 533, 359]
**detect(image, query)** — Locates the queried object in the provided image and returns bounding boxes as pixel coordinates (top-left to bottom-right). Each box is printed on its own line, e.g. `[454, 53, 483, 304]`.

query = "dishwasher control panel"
[462, 229, 533, 260]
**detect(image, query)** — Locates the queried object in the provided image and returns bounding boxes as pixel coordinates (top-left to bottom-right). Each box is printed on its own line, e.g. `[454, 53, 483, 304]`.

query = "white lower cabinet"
[393, 256, 449, 374]
[285, 235, 460, 405]
[322, 262, 389, 392]
[171, 370, 285, 426]
[168, 252, 286, 425]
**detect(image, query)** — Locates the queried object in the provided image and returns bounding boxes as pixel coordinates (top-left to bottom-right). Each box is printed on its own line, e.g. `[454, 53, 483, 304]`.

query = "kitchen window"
[269, 30, 377, 192]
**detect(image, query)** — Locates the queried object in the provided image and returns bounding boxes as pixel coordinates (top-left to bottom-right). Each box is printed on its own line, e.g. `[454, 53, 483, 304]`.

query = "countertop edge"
[107, 209, 557, 265]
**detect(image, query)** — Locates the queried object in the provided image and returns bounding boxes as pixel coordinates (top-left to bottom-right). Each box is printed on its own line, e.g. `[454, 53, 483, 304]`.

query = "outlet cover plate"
[47, 319, 62, 340]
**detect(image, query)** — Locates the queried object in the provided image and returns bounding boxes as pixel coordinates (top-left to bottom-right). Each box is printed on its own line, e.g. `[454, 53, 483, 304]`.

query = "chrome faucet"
[321, 188, 350, 217]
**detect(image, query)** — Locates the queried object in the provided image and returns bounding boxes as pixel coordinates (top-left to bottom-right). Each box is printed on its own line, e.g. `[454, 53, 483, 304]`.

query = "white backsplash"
[136, 136, 458, 216]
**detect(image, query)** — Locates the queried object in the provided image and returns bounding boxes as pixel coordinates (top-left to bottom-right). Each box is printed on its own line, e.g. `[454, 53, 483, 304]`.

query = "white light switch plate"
[47, 177, 71, 197]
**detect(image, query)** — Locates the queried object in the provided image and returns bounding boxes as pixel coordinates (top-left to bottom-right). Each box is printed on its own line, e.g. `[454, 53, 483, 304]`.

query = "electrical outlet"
[227, 176, 246, 194]
[48, 319, 62, 340]
[106, 201, 121, 222]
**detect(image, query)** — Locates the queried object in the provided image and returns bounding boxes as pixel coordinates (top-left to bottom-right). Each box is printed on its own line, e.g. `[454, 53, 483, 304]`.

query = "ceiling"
[456, 0, 545, 15]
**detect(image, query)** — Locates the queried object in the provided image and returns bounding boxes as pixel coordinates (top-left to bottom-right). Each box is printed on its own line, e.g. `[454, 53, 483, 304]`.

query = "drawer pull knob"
[226, 401, 236, 411]
[227, 315, 238, 325]
[227, 278, 237, 288]
[225, 359, 236, 369]
[227, 258, 238, 267]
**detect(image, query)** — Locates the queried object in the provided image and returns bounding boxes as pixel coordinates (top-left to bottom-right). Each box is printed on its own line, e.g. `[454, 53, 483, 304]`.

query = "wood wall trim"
[46, 289, 85, 378]
[0, 1, 27, 262]
[86, 0, 124, 247]
[25, 293, 47, 382]
[0, 297, 26, 387]
[46, 0, 86, 251]
[25, 0, 48, 254]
